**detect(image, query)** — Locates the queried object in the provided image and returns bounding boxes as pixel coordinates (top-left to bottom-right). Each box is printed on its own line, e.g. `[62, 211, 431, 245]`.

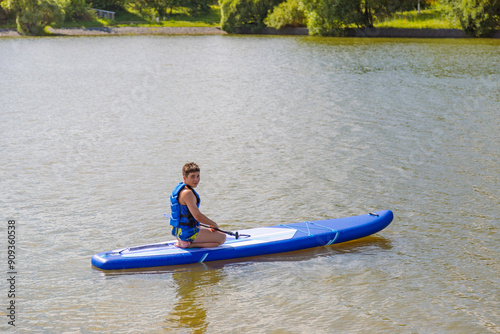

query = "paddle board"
[91, 210, 393, 270]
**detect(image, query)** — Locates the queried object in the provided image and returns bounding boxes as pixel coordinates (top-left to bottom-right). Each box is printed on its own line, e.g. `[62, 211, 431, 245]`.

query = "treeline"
[1, 0, 499, 36]
[221, 0, 500, 37]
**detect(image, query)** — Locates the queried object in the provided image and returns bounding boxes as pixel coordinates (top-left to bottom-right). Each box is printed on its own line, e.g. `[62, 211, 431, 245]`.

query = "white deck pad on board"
[121, 227, 297, 258]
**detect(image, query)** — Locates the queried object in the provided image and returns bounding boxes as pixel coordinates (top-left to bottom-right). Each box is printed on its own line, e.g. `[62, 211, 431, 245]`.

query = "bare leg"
[189, 228, 226, 248]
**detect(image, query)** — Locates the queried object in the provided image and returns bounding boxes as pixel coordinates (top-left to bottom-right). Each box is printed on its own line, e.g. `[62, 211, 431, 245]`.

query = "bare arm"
[179, 189, 219, 229]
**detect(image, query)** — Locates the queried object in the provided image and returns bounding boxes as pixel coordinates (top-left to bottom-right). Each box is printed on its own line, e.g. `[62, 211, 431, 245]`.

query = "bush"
[220, 0, 283, 33]
[304, 7, 344, 36]
[455, 0, 500, 37]
[16, 0, 64, 35]
[61, 0, 93, 22]
[264, 0, 306, 29]
[302, 0, 364, 35]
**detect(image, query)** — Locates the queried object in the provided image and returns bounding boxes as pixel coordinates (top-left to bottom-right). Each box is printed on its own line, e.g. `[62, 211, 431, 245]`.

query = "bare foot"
[174, 240, 192, 248]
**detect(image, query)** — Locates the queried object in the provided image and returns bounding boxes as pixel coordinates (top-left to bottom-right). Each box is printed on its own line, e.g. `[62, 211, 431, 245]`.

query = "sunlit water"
[0, 35, 498, 333]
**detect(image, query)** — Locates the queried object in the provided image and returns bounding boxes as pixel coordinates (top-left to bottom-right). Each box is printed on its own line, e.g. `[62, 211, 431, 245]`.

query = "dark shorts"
[172, 226, 200, 242]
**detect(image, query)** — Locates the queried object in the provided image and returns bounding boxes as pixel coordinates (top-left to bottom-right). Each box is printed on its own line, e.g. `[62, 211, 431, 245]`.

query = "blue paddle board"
[91, 210, 393, 270]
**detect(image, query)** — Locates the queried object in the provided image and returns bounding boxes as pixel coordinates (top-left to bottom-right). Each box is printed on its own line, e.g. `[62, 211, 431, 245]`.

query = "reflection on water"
[165, 269, 225, 334]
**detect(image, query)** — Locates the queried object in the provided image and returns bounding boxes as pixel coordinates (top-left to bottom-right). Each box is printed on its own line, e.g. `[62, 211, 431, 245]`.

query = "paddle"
[164, 214, 250, 239]
[198, 223, 251, 240]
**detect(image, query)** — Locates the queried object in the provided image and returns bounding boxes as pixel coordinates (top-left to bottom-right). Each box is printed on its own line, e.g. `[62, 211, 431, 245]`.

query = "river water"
[0, 35, 498, 333]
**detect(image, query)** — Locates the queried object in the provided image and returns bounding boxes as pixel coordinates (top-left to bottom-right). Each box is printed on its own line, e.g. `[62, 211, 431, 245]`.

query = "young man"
[170, 162, 226, 248]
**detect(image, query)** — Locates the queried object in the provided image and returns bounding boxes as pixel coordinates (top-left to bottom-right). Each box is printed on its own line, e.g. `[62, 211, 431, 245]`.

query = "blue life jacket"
[170, 182, 200, 228]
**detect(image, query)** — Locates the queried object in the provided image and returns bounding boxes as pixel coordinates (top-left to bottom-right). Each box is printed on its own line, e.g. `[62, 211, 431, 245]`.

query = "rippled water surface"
[0, 35, 499, 333]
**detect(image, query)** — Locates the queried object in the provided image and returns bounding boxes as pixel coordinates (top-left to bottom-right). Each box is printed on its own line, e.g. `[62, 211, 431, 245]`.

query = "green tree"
[2, 0, 64, 35]
[1, 0, 18, 20]
[60, 0, 93, 21]
[220, 0, 283, 33]
[444, 0, 500, 37]
[141, 0, 172, 18]
[181, 0, 211, 16]
[301, 0, 364, 35]
[0, 3, 11, 23]
[264, 0, 306, 29]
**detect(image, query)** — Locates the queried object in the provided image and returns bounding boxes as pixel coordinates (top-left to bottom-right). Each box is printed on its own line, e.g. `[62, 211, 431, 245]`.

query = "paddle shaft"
[199, 223, 250, 239]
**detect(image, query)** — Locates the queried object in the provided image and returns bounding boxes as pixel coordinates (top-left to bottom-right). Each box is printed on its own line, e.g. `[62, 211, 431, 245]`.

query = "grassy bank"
[374, 5, 460, 29]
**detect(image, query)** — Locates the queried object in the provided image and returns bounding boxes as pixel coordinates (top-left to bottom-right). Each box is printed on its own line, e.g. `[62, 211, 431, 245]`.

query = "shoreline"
[0, 26, 227, 37]
[236, 27, 500, 38]
[1, 26, 499, 38]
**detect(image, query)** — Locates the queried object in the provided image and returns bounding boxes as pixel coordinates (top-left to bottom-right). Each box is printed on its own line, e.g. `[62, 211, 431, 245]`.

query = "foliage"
[300, 0, 364, 35]
[140, 0, 176, 18]
[130, 0, 211, 19]
[61, 0, 93, 21]
[1, 0, 19, 14]
[2, 0, 64, 34]
[297, 0, 435, 36]
[182, 0, 211, 16]
[263, 0, 422, 35]
[0, 3, 12, 22]
[264, 0, 305, 28]
[90, 0, 125, 11]
[443, 0, 500, 37]
[219, 0, 243, 32]
[2, 0, 498, 36]
[220, 0, 283, 33]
